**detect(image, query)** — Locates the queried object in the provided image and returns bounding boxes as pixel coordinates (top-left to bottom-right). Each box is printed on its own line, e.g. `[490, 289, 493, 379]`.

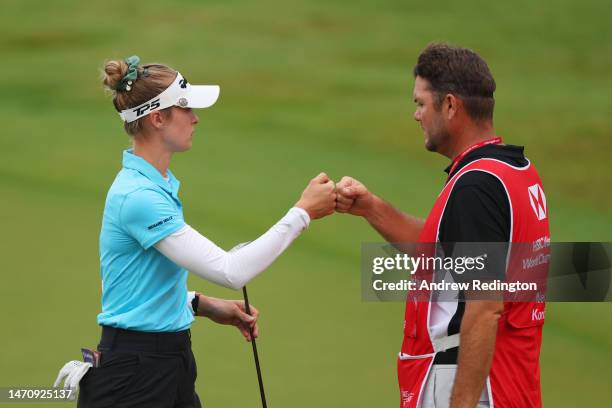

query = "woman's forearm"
[156, 207, 310, 290]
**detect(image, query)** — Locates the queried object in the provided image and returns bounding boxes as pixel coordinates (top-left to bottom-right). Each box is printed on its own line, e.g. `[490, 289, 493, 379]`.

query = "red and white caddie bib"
[397, 157, 550, 408]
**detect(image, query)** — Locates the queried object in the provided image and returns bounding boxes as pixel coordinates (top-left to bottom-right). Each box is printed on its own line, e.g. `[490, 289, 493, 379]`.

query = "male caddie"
[336, 44, 550, 407]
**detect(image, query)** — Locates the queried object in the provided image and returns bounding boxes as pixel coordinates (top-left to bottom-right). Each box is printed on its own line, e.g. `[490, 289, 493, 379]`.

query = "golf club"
[230, 242, 267, 407]
[243, 285, 267, 408]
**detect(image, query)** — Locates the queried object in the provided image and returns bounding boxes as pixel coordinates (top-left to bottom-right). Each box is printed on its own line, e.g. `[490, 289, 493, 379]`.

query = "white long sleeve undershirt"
[155, 207, 310, 290]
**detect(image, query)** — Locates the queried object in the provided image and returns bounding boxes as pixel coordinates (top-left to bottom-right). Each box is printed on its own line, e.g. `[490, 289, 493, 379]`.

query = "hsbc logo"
[528, 184, 547, 221]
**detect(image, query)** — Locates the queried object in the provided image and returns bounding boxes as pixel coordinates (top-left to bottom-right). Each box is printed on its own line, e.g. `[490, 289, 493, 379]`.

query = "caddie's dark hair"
[413, 43, 496, 121]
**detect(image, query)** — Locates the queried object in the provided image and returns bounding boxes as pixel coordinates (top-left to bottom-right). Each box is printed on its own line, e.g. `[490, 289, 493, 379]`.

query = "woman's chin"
[176, 141, 193, 152]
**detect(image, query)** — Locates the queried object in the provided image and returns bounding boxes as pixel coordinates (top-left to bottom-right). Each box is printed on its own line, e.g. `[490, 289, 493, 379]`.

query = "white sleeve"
[155, 207, 310, 290]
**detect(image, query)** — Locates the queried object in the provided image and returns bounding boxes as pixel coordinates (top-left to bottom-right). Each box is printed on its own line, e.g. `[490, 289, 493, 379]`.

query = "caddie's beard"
[424, 118, 450, 153]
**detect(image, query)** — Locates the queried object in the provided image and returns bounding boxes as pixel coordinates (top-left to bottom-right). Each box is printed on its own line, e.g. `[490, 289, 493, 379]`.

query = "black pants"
[77, 326, 202, 408]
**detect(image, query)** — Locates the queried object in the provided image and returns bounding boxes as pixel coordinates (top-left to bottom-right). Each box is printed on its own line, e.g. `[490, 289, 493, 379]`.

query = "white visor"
[119, 72, 220, 123]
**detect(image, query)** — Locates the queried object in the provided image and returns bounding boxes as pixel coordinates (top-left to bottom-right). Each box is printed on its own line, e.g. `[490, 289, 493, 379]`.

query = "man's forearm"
[365, 195, 424, 243]
[450, 302, 502, 408]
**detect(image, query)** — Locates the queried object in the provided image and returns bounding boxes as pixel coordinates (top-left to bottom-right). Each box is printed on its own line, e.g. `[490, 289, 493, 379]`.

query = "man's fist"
[295, 172, 337, 220]
[335, 176, 374, 216]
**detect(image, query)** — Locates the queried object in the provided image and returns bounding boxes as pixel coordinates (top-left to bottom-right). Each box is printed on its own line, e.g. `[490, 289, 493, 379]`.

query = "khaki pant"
[421, 364, 489, 408]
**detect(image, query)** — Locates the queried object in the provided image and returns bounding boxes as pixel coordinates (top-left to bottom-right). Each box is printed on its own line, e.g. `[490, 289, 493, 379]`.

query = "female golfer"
[55, 56, 336, 408]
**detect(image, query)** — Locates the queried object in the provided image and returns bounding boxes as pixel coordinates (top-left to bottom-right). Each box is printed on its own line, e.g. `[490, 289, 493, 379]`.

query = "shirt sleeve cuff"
[187, 291, 196, 315]
[289, 207, 311, 229]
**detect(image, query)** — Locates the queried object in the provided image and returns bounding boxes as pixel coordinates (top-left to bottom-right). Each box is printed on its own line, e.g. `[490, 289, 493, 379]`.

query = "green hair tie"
[118, 55, 140, 91]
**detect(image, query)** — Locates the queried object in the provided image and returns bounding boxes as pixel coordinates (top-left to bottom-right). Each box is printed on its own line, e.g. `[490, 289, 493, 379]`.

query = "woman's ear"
[148, 110, 165, 129]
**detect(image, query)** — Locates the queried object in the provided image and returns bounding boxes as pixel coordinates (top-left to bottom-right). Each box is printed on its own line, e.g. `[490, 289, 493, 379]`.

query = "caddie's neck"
[133, 132, 173, 178]
[445, 120, 496, 162]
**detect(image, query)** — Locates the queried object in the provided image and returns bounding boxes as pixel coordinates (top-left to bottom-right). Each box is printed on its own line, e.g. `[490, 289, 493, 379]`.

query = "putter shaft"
[243, 286, 267, 408]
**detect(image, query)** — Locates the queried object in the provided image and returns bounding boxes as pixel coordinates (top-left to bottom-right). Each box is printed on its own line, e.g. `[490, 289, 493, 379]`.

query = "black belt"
[433, 346, 458, 364]
[98, 326, 191, 353]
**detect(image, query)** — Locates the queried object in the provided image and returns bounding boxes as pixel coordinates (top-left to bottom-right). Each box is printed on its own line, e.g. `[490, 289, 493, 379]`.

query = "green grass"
[1, 0, 611, 406]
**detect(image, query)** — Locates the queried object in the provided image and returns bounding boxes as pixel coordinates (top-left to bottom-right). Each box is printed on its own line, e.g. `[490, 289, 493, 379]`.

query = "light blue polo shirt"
[97, 149, 194, 332]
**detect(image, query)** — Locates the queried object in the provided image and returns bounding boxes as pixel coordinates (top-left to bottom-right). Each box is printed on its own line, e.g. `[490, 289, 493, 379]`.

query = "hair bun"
[103, 60, 130, 92]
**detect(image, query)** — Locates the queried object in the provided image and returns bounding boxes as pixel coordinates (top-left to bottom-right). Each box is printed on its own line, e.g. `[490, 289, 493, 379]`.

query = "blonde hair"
[102, 59, 177, 136]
